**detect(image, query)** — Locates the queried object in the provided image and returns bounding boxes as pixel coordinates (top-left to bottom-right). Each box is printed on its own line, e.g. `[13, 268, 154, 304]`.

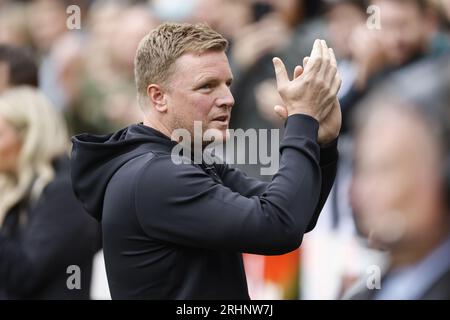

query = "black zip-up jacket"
[70, 114, 338, 299]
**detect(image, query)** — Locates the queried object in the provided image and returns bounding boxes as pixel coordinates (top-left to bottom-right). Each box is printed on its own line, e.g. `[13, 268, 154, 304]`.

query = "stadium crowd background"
[0, 0, 449, 299]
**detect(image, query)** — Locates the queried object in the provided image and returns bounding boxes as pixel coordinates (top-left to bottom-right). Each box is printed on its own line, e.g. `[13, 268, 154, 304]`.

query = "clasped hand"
[272, 39, 342, 145]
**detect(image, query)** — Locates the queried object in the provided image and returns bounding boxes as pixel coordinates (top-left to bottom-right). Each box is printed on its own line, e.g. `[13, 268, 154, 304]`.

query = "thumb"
[272, 57, 289, 90]
[303, 56, 310, 68]
[274, 105, 289, 119]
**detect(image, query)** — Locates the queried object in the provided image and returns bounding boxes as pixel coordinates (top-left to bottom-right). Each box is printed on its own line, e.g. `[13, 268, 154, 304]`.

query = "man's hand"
[275, 99, 341, 145]
[272, 39, 341, 123]
[272, 40, 342, 144]
[317, 99, 341, 145]
[349, 25, 387, 90]
[232, 13, 291, 71]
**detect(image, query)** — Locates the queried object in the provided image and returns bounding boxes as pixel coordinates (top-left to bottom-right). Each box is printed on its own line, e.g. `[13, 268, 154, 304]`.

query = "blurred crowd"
[0, 0, 449, 299]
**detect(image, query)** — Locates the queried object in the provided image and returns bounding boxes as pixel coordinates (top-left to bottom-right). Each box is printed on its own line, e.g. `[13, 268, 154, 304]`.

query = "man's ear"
[147, 84, 168, 112]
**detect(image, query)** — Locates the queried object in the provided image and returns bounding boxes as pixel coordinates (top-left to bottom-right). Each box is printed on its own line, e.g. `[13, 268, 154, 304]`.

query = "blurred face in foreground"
[350, 105, 447, 261]
[163, 50, 235, 142]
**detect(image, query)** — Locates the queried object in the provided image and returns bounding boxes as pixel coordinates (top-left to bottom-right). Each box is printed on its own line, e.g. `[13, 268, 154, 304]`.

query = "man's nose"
[216, 85, 235, 109]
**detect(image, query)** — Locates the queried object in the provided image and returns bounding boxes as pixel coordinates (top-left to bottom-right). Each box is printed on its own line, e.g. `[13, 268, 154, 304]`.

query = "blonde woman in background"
[0, 86, 99, 299]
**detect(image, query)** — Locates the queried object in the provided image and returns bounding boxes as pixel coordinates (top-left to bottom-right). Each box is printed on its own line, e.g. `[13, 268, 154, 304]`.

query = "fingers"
[272, 57, 289, 90]
[303, 56, 309, 67]
[320, 40, 330, 63]
[304, 39, 322, 73]
[310, 39, 322, 58]
[304, 41, 340, 95]
[329, 48, 337, 68]
[328, 47, 341, 96]
[319, 40, 331, 77]
[293, 65, 303, 79]
[330, 71, 342, 97]
[318, 100, 335, 122]
[325, 48, 338, 84]
[271, 40, 341, 121]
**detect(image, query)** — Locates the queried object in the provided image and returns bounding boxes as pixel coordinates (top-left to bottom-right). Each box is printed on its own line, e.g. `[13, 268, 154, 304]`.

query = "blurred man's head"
[371, 0, 435, 66]
[27, 0, 68, 53]
[324, 0, 367, 58]
[111, 6, 159, 77]
[0, 45, 38, 93]
[350, 60, 450, 266]
[135, 22, 234, 142]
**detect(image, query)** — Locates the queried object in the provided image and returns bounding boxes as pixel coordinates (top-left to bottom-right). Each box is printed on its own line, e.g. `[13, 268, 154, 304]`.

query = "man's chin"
[204, 127, 229, 144]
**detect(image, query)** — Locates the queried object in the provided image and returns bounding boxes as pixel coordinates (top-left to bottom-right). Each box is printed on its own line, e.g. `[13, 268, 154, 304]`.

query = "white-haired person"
[0, 86, 99, 299]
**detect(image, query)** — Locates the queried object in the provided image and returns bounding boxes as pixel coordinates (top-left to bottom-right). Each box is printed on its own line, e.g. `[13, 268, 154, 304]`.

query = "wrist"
[288, 109, 319, 122]
[318, 133, 339, 146]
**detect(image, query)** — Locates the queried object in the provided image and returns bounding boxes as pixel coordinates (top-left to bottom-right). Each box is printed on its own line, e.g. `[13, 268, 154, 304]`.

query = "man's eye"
[200, 83, 213, 90]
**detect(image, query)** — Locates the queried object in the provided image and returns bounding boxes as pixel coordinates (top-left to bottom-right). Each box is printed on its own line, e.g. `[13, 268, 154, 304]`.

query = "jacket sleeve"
[135, 114, 334, 255]
[0, 177, 99, 297]
[306, 138, 338, 231]
[218, 139, 339, 232]
[216, 165, 268, 197]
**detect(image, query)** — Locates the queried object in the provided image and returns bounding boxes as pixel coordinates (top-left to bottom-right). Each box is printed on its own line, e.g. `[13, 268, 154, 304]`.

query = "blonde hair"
[134, 22, 228, 108]
[0, 87, 69, 225]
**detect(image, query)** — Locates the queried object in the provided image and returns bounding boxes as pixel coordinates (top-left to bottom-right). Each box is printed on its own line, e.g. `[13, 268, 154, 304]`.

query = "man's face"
[350, 106, 444, 249]
[164, 50, 234, 142]
[374, 0, 428, 66]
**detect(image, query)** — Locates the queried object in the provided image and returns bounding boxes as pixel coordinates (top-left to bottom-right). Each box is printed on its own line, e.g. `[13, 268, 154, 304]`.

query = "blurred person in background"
[27, 0, 74, 111]
[340, 0, 447, 126]
[68, 2, 158, 135]
[0, 45, 38, 93]
[346, 59, 450, 299]
[0, 2, 30, 47]
[27, 0, 71, 55]
[301, 0, 450, 299]
[299, 0, 384, 300]
[26, 0, 89, 119]
[66, 0, 126, 135]
[230, 0, 301, 75]
[100, 5, 156, 129]
[0, 87, 99, 299]
[323, 0, 366, 103]
[189, 0, 253, 43]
